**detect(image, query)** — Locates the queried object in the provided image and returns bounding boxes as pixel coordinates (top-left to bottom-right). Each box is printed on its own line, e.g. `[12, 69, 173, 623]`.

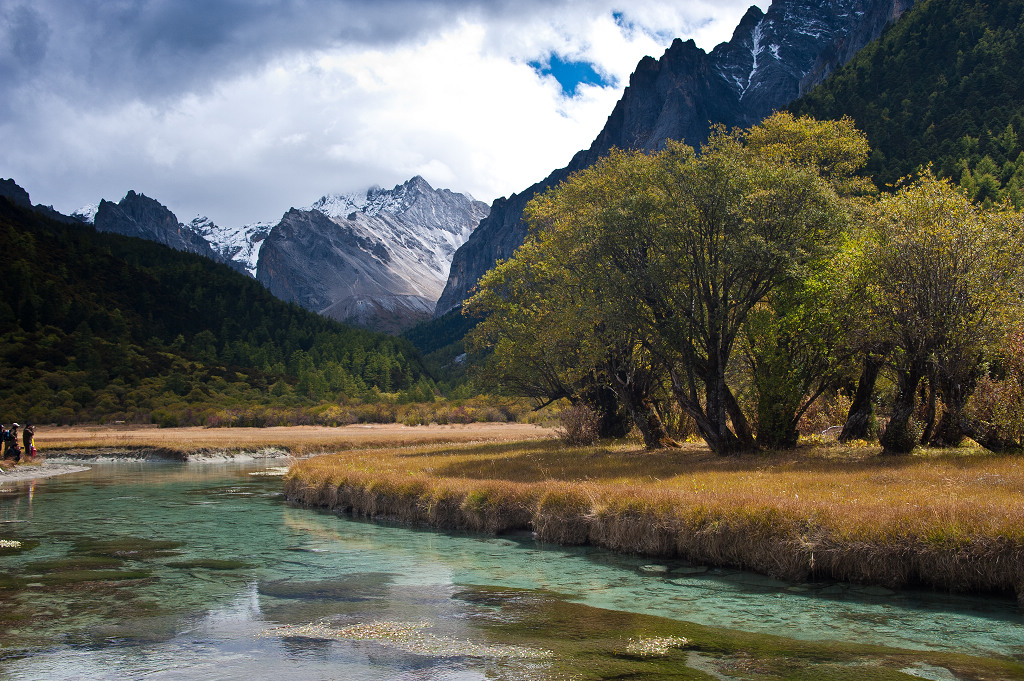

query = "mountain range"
[64, 177, 487, 333]
[434, 0, 915, 315]
[0, 193, 427, 425]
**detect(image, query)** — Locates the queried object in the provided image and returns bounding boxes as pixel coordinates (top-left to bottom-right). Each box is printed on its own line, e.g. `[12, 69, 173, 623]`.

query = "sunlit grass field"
[34, 423, 554, 457]
[286, 435, 1024, 599]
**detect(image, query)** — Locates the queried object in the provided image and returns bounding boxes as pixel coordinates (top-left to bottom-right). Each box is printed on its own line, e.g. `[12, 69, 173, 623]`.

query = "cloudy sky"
[1, 0, 765, 228]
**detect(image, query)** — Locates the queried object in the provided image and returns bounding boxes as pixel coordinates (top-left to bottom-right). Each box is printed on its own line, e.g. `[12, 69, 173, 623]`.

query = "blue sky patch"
[529, 54, 613, 97]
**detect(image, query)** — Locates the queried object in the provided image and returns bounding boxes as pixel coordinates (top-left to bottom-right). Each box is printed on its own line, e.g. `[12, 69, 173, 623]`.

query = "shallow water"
[0, 462, 1021, 680]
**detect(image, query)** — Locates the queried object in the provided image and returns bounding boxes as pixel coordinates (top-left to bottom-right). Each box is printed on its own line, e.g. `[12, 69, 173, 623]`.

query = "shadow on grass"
[430, 439, 1018, 483]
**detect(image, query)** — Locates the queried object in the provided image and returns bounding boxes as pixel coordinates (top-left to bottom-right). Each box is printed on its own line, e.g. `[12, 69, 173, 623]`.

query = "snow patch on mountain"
[305, 192, 367, 220]
[191, 215, 271, 277]
[72, 203, 98, 223]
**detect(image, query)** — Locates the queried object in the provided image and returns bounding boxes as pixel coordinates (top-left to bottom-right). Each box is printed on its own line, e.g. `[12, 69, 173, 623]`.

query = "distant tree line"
[0, 199, 430, 425]
[466, 113, 1024, 455]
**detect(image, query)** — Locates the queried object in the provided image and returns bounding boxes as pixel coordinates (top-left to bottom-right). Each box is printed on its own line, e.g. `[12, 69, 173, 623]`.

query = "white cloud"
[0, 0, 766, 227]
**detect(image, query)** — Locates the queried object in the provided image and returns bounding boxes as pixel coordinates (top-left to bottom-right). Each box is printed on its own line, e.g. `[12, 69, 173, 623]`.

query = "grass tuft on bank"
[285, 438, 1024, 600]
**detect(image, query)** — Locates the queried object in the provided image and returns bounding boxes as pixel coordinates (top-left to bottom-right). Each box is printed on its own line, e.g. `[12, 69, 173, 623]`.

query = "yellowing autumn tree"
[468, 113, 866, 455]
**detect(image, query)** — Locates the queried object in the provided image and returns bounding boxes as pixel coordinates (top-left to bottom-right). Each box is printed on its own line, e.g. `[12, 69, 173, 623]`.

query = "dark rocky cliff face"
[0, 179, 31, 208]
[257, 176, 488, 334]
[798, 0, 915, 95]
[0, 178, 82, 224]
[435, 0, 914, 315]
[94, 191, 241, 269]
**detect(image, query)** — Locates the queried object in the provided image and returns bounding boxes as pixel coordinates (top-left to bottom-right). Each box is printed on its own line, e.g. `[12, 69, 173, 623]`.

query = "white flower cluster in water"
[624, 635, 689, 657]
[0, 540, 22, 549]
[259, 620, 553, 660]
[248, 467, 290, 477]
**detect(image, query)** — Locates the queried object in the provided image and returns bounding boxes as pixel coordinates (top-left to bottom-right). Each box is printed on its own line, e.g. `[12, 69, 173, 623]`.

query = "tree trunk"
[930, 373, 968, 447]
[668, 367, 744, 456]
[725, 387, 758, 450]
[610, 373, 680, 450]
[880, 366, 925, 454]
[839, 355, 882, 442]
[582, 385, 631, 439]
[919, 366, 937, 445]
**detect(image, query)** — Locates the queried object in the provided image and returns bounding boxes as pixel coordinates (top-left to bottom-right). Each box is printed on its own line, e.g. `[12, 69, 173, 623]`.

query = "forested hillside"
[789, 0, 1024, 205]
[0, 198, 428, 425]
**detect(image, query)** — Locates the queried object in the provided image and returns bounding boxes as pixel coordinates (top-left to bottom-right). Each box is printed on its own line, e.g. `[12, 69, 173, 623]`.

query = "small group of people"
[1, 423, 35, 463]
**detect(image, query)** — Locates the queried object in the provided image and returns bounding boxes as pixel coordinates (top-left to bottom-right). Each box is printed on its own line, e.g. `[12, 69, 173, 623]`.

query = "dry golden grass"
[286, 438, 1024, 600]
[34, 423, 555, 457]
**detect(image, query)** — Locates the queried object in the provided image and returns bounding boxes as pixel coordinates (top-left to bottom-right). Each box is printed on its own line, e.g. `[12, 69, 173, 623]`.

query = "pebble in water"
[258, 619, 554, 660]
[623, 635, 689, 657]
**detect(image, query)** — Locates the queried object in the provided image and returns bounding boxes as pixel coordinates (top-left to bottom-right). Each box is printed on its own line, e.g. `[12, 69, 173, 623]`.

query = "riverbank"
[0, 423, 551, 481]
[0, 461, 90, 481]
[3, 422, 554, 477]
[284, 438, 1024, 605]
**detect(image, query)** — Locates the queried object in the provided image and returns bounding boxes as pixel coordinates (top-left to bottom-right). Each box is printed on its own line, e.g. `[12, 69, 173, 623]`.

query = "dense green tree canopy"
[790, 0, 1024, 206]
[468, 113, 868, 454]
[865, 172, 1024, 452]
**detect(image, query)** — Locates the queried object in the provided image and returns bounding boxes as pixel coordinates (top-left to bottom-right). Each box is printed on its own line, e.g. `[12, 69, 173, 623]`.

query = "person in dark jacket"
[22, 424, 35, 458]
[4, 423, 21, 463]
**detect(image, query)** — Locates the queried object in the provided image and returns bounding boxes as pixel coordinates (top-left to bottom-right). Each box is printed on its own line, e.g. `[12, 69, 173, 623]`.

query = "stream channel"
[1, 461, 1022, 680]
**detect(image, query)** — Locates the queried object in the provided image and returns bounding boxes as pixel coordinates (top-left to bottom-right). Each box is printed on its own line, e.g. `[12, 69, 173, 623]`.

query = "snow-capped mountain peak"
[306, 176, 436, 221]
[258, 176, 489, 333]
[305, 192, 367, 220]
[191, 215, 272, 277]
[72, 203, 99, 224]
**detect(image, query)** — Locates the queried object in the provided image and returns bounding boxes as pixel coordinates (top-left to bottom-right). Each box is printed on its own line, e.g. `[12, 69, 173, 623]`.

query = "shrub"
[556, 403, 600, 446]
[448, 406, 476, 424]
[797, 390, 853, 438]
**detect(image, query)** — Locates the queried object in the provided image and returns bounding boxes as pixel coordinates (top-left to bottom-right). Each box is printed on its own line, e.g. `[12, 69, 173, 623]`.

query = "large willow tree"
[468, 113, 866, 455]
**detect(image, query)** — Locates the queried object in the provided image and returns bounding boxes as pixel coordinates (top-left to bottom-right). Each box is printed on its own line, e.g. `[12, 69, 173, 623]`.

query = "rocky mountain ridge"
[189, 216, 272, 277]
[257, 176, 488, 333]
[46, 175, 487, 332]
[435, 0, 915, 315]
[1, 178, 85, 225]
[92, 191, 247, 273]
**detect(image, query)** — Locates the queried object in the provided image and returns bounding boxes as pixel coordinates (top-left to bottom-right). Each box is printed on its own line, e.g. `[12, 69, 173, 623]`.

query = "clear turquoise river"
[0, 462, 1021, 679]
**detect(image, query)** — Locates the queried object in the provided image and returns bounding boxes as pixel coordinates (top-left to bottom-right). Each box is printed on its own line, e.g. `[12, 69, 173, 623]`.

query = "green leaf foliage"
[468, 113, 868, 454]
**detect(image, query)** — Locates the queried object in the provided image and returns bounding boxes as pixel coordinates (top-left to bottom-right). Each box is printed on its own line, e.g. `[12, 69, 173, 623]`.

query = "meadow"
[33, 422, 554, 457]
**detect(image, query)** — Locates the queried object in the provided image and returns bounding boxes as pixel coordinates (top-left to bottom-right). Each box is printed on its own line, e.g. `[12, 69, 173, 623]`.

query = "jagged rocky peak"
[711, 0, 877, 123]
[434, 0, 914, 316]
[72, 203, 99, 223]
[307, 191, 366, 219]
[257, 176, 489, 334]
[0, 178, 32, 208]
[190, 215, 271, 278]
[308, 176, 485, 231]
[93, 191, 244, 269]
